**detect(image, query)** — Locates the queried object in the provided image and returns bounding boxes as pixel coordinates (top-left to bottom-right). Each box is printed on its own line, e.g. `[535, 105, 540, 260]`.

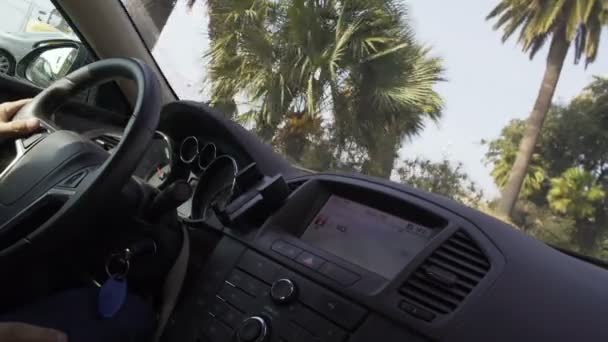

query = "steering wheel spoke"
[0, 186, 72, 252]
[0, 167, 93, 236]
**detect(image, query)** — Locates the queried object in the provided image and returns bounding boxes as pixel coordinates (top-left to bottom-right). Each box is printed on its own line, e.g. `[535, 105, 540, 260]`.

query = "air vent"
[399, 230, 490, 320]
[93, 134, 120, 151]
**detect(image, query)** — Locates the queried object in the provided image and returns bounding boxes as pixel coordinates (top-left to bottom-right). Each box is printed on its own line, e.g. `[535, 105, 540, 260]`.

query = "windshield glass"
[124, 0, 608, 262]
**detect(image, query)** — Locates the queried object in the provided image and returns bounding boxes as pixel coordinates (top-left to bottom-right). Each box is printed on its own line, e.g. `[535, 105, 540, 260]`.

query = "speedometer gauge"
[191, 155, 238, 220]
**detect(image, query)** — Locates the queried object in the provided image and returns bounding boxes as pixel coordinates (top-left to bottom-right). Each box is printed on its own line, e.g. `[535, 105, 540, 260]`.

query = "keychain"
[98, 249, 131, 318]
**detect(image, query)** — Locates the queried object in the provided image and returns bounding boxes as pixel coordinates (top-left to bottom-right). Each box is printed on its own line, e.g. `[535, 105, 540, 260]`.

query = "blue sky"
[406, 0, 608, 197]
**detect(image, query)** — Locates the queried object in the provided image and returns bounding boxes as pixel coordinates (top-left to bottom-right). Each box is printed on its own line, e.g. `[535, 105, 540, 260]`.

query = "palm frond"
[487, 0, 607, 63]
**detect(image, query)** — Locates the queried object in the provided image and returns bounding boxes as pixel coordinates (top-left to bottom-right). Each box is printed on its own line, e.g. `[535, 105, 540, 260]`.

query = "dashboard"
[148, 102, 608, 342]
[54, 100, 608, 341]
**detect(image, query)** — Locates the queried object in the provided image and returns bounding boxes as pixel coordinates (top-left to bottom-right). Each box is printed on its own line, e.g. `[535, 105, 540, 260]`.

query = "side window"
[0, 0, 129, 114]
[0, 1, 83, 81]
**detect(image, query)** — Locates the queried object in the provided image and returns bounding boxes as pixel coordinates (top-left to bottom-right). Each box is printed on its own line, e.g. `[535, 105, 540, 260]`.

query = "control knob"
[270, 278, 297, 304]
[236, 316, 269, 342]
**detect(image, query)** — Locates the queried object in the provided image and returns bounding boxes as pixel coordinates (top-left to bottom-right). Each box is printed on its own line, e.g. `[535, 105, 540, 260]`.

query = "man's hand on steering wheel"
[0, 101, 67, 341]
[0, 99, 39, 138]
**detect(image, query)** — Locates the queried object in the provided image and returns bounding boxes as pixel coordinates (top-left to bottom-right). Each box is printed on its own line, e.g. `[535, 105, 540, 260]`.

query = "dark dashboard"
[149, 102, 608, 342]
[26, 99, 608, 341]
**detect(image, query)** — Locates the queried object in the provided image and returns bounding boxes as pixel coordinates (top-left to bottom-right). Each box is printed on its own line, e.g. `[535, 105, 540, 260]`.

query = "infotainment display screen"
[301, 195, 434, 279]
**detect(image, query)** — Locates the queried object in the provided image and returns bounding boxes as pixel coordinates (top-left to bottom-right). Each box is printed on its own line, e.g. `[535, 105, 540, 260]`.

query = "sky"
[405, 0, 608, 197]
[3, 0, 608, 198]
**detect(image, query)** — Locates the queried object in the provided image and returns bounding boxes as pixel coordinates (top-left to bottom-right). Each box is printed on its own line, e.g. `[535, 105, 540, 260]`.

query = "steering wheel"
[0, 58, 161, 257]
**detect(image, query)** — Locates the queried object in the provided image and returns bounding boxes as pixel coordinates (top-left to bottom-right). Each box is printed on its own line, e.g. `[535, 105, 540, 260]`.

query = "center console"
[167, 175, 503, 342]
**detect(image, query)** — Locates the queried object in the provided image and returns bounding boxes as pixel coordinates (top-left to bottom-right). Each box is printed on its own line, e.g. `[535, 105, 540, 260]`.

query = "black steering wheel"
[0, 58, 161, 257]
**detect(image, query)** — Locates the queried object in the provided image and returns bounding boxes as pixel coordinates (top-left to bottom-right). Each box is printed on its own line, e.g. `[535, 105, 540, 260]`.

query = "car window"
[0, 0, 82, 79]
[124, 0, 608, 263]
[0, 0, 129, 114]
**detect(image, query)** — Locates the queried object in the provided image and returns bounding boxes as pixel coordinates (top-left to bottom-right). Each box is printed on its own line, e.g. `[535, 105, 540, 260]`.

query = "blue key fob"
[98, 275, 127, 318]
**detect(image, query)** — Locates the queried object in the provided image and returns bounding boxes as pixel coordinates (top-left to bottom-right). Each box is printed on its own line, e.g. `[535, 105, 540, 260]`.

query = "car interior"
[1, 1, 608, 341]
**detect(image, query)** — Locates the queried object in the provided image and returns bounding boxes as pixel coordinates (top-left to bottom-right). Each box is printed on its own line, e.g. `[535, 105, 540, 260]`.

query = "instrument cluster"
[176, 136, 239, 220]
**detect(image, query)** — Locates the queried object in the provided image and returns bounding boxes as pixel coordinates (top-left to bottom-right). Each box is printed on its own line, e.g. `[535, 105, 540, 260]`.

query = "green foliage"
[485, 77, 608, 199]
[547, 167, 605, 220]
[515, 200, 576, 250]
[396, 158, 484, 206]
[482, 120, 547, 198]
[487, 0, 608, 64]
[273, 114, 323, 162]
[542, 77, 608, 174]
[204, 0, 444, 177]
[487, 0, 608, 218]
[485, 77, 608, 258]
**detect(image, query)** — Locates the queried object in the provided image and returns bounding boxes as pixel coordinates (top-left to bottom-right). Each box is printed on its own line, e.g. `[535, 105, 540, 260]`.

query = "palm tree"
[203, 0, 444, 176]
[487, 0, 608, 218]
[484, 119, 547, 198]
[490, 148, 546, 198]
[548, 168, 605, 220]
[548, 167, 605, 252]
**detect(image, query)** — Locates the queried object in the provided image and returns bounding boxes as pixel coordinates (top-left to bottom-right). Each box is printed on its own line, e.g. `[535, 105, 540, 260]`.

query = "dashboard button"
[209, 298, 229, 316]
[318, 263, 360, 286]
[218, 284, 254, 312]
[298, 288, 366, 330]
[399, 300, 436, 322]
[295, 252, 325, 270]
[271, 240, 302, 259]
[270, 279, 297, 304]
[227, 269, 269, 297]
[238, 250, 282, 284]
[278, 323, 321, 342]
[200, 316, 233, 342]
[209, 298, 243, 329]
[277, 322, 299, 341]
[293, 326, 320, 342]
[289, 303, 347, 342]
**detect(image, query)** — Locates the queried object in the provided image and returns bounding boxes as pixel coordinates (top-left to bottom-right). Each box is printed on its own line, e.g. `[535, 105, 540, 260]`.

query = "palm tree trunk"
[497, 27, 570, 217]
[364, 130, 398, 178]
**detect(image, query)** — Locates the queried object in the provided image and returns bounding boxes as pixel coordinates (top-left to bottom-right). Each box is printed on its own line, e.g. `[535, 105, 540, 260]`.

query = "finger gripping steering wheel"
[0, 58, 161, 257]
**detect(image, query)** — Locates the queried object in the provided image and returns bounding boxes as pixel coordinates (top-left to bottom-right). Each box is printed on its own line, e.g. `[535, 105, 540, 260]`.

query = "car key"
[98, 250, 131, 318]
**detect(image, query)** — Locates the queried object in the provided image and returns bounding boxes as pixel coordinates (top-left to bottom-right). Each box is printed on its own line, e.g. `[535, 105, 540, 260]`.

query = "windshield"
[124, 0, 608, 262]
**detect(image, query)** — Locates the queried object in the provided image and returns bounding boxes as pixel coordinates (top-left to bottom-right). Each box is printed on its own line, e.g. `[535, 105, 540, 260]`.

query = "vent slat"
[434, 249, 488, 277]
[444, 237, 485, 260]
[398, 230, 490, 320]
[400, 287, 455, 314]
[427, 255, 483, 285]
[404, 278, 465, 303]
[410, 272, 469, 298]
[454, 230, 472, 241]
[439, 244, 490, 270]
[402, 295, 452, 315]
